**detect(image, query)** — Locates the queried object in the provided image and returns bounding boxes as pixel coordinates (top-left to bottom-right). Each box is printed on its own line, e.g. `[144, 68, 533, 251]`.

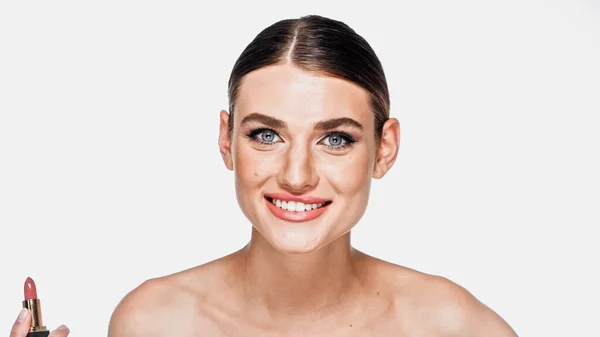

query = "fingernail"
[17, 308, 28, 323]
[57, 324, 69, 331]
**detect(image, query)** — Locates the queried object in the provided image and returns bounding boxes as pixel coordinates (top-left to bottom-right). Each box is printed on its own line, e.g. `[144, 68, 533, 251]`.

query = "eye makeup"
[245, 127, 356, 150]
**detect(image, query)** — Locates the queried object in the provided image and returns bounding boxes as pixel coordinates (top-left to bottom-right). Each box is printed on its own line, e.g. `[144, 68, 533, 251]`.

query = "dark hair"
[227, 14, 390, 141]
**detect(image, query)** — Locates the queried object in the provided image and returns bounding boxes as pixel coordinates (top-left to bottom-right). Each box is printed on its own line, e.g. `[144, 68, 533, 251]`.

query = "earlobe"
[373, 118, 400, 179]
[218, 110, 234, 171]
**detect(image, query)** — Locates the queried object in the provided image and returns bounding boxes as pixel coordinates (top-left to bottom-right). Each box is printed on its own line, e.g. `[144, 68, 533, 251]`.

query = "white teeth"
[269, 198, 328, 212]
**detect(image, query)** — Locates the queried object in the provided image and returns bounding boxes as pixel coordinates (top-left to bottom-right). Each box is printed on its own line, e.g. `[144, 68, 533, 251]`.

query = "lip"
[264, 192, 331, 204]
[264, 195, 332, 223]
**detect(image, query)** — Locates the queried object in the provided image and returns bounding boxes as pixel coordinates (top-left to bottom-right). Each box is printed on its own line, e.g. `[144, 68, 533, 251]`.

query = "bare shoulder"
[107, 275, 197, 337]
[362, 255, 518, 337]
[411, 274, 517, 336]
[108, 255, 238, 337]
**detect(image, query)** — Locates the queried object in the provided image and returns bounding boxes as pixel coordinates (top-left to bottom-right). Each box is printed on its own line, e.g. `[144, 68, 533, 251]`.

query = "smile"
[264, 194, 332, 222]
[266, 197, 330, 212]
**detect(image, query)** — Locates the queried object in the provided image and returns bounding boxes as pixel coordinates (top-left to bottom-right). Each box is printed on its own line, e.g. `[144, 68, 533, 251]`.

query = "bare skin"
[107, 64, 518, 337]
[108, 244, 516, 337]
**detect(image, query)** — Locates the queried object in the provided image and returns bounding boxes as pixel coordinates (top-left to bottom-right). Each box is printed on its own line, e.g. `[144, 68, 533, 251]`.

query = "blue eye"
[248, 129, 281, 144]
[321, 132, 354, 149]
[247, 129, 355, 150]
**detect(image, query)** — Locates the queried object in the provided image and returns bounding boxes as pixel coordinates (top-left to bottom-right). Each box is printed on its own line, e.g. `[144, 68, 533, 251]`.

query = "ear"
[218, 110, 234, 171]
[373, 117, 400, 179]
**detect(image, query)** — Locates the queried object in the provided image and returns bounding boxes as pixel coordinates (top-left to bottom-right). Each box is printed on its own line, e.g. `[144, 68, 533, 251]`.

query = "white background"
[1, 0, 599, 336]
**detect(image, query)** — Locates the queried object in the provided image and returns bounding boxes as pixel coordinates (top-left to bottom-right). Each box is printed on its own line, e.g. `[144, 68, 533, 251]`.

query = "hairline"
[228, 62, 385, 141]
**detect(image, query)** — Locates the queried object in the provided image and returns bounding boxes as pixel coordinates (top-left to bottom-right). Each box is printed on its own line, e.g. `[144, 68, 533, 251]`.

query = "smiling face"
[218, 64, 399, 254]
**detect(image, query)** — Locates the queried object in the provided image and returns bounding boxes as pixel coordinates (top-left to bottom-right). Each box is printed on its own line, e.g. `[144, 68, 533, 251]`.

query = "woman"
[10, 14, 517, 337]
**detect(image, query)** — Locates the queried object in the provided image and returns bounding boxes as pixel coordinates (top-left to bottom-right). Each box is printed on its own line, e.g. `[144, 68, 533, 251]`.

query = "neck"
[239, 228, 364, 317]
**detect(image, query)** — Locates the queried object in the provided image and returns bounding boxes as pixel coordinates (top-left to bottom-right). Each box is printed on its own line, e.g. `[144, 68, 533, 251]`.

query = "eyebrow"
[241, 113, 286, 129]
[240, 112, 363, 131]
[314, 117, 363, 131]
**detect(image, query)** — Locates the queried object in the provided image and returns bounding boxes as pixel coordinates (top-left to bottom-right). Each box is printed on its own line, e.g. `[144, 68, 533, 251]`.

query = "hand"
[10, 309, 69, 337]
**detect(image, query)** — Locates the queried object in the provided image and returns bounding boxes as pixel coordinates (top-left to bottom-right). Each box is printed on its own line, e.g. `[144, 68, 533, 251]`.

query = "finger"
[9, 309, 31, 337]
[48, 325, 69, 337]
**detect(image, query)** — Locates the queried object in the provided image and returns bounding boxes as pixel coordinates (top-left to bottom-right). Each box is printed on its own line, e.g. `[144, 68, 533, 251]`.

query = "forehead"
[236, 64, 372, 125]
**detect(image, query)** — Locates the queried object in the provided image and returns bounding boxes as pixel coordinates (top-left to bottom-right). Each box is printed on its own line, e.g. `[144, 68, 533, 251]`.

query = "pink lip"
[265, 197, 331, 222]
[264, 192, 330, 204]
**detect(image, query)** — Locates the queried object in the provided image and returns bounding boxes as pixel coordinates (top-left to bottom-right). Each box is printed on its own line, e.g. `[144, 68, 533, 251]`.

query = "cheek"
[319, 148, 373, 194]
[233, 144, 281, 187]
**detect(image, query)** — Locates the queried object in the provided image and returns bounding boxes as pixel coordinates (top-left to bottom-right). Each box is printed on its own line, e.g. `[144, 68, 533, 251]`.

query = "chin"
[260, 224, 330, 254]
[244, 197, 359, 254]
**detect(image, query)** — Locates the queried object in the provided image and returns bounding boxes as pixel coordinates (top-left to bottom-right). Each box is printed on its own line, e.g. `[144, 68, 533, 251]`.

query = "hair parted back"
[227, 14, 390, 141]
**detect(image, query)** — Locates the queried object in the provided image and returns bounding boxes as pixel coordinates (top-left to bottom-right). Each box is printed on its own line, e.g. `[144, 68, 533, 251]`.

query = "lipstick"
[22, 277, 49, 337]
[264, 193, 332, 222]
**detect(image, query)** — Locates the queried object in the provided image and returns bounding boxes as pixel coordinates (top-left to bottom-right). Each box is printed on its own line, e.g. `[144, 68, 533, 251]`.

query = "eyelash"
[246, 128, 356, 150]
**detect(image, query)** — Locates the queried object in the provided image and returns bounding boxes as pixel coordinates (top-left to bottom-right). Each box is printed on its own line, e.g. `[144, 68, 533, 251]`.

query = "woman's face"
[218, 64, 399, 254]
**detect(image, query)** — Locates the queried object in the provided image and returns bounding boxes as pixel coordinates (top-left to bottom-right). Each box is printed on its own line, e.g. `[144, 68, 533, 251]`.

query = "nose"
[277, 143, 319, 193]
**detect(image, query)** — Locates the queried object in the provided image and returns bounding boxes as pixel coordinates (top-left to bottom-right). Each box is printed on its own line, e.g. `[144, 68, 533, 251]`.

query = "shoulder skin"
[107, 276, 215, 337]
[408, 274, 518, 337]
